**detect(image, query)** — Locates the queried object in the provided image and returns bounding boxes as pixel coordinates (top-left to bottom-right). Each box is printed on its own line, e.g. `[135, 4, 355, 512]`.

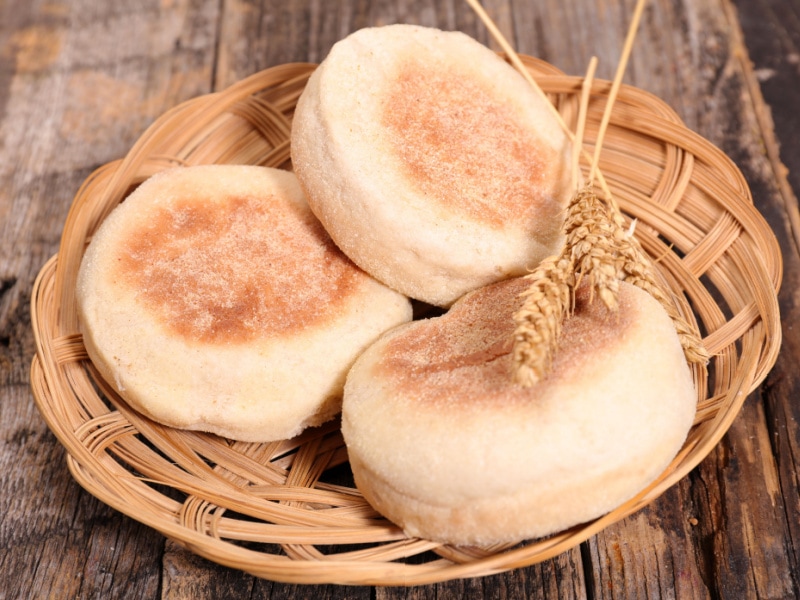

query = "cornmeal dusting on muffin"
[377, 278, 634, 407]
[382, 58, 561, 229]
[116, 194, 359, 343]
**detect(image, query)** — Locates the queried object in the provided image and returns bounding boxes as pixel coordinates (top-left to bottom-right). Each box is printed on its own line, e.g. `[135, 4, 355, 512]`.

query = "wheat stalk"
[512, 255, 574, 387]
[510, 59, 599, 385]
[468, 0, 708, 385]
[563, 185, 622, 311]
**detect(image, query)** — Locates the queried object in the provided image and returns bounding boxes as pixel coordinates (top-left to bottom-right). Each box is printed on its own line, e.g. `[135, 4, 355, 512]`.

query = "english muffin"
[291, 24, 572, 306]
[76, 165, 413, 442]
[342, 277, 696, 545]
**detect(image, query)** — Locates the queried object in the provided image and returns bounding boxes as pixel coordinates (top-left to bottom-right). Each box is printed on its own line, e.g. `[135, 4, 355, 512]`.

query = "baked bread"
[341, 277, 697, 545]
[291, 24, 572, 307]
[76, 165, 413, 442]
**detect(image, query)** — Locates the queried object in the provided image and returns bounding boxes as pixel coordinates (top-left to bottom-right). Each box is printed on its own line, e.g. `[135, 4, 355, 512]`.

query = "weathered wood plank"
[1, 0, 798, 597]
[699, 0, 800, 597]
[584, 483, 712, 599]
[0, 0, 221, 598]
[694, 400, 796, 599]
[733, 1, 800, 593]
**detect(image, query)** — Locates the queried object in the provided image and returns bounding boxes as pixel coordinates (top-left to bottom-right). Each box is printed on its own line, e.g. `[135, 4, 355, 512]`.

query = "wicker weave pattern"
[30, 58, 781, 585]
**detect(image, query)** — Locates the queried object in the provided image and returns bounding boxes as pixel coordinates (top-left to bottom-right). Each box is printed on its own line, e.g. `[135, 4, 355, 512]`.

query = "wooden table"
[2, 0, 798, 597]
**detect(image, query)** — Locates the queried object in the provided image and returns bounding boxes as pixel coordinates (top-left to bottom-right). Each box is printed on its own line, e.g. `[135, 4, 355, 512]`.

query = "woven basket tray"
[30, 57, 782, 586]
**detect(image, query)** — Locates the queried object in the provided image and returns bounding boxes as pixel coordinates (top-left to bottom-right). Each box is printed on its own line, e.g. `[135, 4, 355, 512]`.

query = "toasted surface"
[342, 278, 697, 545]
[77, 165, 413, 442]
[291, 24, 571, 306]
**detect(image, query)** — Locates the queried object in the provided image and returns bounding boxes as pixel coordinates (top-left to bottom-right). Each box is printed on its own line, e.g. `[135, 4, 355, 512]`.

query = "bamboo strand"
[572, 56, 598, 190]
[511, 59, 598, 386]
[588, 0, 647, 184]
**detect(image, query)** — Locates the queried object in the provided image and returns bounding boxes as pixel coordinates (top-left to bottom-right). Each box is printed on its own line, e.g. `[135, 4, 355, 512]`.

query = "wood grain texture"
[734, 2, 800, 595]
[1, 0, 798, 598]
[0, 1, 217, 599]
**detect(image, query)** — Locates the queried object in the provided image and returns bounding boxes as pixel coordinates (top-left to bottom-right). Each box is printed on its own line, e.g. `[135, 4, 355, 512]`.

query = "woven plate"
[30, 57, 782, 586]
